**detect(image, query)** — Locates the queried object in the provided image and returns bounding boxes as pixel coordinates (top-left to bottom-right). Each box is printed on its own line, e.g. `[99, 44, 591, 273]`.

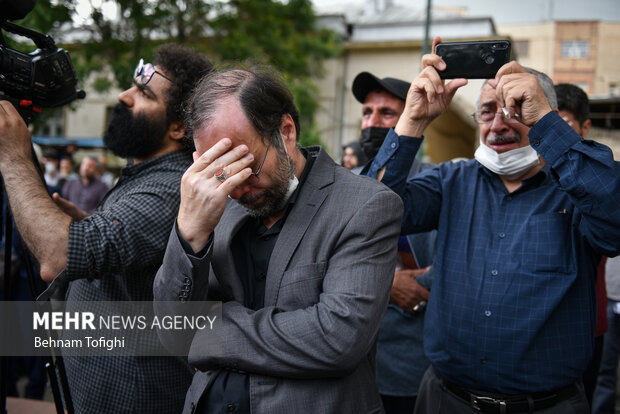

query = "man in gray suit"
[153, 67, 403, 413]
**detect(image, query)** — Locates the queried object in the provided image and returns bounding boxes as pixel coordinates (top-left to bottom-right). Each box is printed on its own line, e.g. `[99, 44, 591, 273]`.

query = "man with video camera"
[0, 43, 213, 413]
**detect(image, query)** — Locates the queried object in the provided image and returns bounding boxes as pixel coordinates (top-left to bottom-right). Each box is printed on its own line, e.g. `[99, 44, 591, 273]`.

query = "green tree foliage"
[208, 0, 339, 146]
[57, 0, 340, 147]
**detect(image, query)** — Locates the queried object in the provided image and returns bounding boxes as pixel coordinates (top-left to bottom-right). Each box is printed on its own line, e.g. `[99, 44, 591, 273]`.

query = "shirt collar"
[476, 159, 549, 189]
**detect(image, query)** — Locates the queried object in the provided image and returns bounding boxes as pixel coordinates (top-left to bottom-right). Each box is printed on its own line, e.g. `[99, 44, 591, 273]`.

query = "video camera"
[0, 0, 85, 123]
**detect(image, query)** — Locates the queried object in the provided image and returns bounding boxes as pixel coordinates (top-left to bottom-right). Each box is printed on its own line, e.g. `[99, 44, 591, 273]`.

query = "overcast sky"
[72, 0, 620, 26]
[312, 0, 620, 25]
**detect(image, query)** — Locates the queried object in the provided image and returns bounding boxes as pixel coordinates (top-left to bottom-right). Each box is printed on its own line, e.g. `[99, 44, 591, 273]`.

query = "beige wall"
[595, 23, 620, 95]
[315, 42, 426, 156]
[497, 21, 620, 96]
[496, 22, 555, 74]
[59, 21, 620, 163]
[553, 21, 598, 90]
[317, 40, 483, 162]
[64, 72, 120, 139]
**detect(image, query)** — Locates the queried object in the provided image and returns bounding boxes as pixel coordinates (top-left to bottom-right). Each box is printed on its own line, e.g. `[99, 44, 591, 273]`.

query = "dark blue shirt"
[365, 111, 620, 394]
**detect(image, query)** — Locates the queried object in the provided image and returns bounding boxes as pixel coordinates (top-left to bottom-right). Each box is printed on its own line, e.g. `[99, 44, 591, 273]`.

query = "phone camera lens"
[484, 55, 495, 64]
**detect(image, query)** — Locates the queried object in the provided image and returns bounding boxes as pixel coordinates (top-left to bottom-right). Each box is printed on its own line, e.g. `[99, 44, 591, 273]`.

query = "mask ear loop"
[280, 132, 299, 200]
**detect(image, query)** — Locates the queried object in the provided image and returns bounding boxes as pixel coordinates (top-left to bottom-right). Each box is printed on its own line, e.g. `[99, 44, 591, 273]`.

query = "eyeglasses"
[133, 58, 172, 87]
[250, 143, 271, 178]
[472, 110, 523, 125]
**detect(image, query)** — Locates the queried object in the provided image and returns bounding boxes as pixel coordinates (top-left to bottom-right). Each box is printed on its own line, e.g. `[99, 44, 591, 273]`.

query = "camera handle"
[0, 20, 56, 51]
[0, 145, 74, 414]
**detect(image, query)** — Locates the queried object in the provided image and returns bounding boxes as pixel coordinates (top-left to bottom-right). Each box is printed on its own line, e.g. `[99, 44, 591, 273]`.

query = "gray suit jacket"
[154, 147, 403, 414]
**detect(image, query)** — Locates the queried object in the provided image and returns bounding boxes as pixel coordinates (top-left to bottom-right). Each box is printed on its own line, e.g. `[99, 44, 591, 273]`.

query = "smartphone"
[435, 40, 511, 79]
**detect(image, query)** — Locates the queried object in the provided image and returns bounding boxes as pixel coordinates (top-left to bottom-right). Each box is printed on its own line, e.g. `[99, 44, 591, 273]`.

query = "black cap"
[352, 72, 410, 104]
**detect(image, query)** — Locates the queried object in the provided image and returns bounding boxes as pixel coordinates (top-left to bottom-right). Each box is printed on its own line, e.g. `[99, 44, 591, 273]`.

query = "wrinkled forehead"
[478, 83, 501, 109]
[362, 90, 405, 109]
[194, 99, 262, 153]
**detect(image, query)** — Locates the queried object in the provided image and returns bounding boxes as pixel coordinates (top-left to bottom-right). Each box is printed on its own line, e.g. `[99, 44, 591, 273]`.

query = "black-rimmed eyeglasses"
[133, 58, 172, 87]
[251, 143, 271, 178]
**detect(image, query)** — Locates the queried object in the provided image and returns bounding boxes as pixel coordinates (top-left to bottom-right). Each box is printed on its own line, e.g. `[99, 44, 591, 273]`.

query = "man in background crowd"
[61, 156, 109, 214]
[341, 141, 367, 170]
[98, 154, 116, 188]
[57, 155, 77, 190]
[353, 71, 436, 413]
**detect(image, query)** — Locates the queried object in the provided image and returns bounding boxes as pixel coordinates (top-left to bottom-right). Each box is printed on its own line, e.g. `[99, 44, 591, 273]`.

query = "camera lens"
[484, 55, 495, 64]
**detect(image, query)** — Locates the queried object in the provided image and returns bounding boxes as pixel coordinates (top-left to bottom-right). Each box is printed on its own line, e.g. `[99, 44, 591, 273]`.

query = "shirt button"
[481, 358, 487, 364]
[491, 269, 498, 276]
[498, 232, 505, 238]
[391, 142, 396, 148]
[533, 139, 541, 146]
[484, 310, 492, 317]
[227, 403, 236, 412]
[506, 196, 512, 201]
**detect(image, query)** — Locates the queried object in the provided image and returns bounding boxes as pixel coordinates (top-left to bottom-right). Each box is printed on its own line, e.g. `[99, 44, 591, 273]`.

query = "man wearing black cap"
[352, 71, 436, 414]
[352, 72, 410, 163]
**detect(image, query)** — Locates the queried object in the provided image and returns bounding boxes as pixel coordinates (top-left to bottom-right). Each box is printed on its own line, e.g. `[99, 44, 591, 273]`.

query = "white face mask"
[45, 162, 57, 174]
[474, 141, 540, 180]
[281, 134, 299, 200]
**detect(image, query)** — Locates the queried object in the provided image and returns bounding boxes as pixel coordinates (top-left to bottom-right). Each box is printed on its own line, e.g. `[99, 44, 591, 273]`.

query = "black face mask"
[359, 126, 391, 159]
[103, 103, 169, 159]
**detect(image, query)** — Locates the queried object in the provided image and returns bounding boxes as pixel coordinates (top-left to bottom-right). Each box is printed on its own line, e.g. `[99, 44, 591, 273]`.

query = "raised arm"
[0, 101, 71, 281]
[186, 188, 403, 378]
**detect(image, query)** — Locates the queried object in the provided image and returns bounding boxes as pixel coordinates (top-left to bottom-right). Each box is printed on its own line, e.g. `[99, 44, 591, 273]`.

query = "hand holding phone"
[435, 40, 511, 79]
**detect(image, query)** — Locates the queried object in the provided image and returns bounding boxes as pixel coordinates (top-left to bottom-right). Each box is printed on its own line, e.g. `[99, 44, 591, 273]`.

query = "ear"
[581, 119, 592, 138]
[280, 113, 297, 145]
[167, 121, 186, 141]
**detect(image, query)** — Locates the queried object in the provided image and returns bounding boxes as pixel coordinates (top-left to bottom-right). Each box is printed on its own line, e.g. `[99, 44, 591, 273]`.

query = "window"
[561, 41, 589, 58]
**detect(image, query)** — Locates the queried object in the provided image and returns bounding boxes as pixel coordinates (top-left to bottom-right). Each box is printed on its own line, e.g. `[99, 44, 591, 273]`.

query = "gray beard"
[239, 147, 295, 219]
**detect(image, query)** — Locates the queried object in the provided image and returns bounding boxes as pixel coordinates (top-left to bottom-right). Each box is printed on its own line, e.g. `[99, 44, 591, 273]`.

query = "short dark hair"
[186, 66, 301, 148]
[153, 44, 214, 125]
[555, 83, 590, 125]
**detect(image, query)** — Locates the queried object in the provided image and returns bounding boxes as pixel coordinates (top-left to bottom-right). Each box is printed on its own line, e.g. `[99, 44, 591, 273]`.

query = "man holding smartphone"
[365, 37, 620, 413]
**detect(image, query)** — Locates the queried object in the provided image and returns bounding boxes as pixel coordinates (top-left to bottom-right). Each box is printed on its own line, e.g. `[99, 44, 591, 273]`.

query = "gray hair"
[476, 67, 557, 110]
[525, 67, 557, 109]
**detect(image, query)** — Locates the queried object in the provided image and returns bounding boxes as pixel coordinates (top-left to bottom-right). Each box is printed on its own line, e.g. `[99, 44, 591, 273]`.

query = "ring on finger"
[413, 301, 427, 312]
[214, 168, 227, 182]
